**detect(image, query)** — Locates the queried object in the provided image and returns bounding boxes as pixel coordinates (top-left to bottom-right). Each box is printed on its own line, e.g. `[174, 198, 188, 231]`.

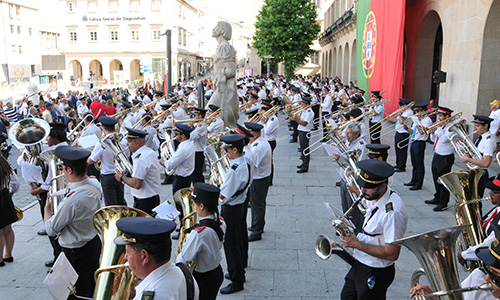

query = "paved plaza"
[1, 121, 497, 300]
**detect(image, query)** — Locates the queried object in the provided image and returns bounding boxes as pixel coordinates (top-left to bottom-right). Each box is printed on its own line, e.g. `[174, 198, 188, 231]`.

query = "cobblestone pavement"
[2, 119, 498, 299]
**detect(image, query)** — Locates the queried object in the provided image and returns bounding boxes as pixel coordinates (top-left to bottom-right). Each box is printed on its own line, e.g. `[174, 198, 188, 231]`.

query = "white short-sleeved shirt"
[411, 116, 432, 142]
[190, 122, 207, 152]
[165, 140, 195, 177]
[395, 108, 413, 134]
[263, 115, 279, 141]
[476, 131, 496, 158]
[207, 118, 224, 137]
[131, 145, 161, 198]
[220, 156, 251, 206]
[248, 137, 272, 179]
[298, 108, 314, 132]
[432, 122, 455, 156]
[354, 188, 408, 268]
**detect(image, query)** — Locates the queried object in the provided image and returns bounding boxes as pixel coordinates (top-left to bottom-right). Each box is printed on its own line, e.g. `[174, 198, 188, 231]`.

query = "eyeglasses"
[485, 265, 500, 287]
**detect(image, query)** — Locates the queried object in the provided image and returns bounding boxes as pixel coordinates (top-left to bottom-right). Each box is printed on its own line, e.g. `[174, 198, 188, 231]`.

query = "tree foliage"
[253, 0, 320, 79]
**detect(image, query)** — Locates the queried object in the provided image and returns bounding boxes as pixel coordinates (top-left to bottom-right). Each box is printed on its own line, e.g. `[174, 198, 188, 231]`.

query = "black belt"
[174, 175, 190, 179]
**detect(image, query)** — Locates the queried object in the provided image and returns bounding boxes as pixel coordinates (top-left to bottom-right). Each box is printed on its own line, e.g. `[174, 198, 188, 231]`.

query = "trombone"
[423, 112, 462, 135]
[395, 108, 438, 149]
[369, 101, 415, 132]
[111, 102, 143, 119]
[151, 109, 171, 125]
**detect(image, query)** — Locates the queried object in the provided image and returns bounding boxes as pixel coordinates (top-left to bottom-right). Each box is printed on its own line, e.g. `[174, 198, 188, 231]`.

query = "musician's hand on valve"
[340, 233, 359, 248]
[410, 284, 434, 299]
[114, 170, 122, 182]
[459, 155, 470, 163]
[457, 252, 466, 266]
[347, 183, 358, 194]
[333, 153, 340, 160]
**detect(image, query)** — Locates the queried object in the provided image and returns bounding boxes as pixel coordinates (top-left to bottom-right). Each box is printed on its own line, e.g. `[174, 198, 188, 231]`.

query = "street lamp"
[160, 30, 172, 93]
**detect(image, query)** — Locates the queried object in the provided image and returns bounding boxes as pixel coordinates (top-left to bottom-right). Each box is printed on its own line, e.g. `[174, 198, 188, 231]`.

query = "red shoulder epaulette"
[194, 226, 206, 232]
[219, 216, 224, 221]
[65, 191, 76, 198]
[89, 175, 97, 179]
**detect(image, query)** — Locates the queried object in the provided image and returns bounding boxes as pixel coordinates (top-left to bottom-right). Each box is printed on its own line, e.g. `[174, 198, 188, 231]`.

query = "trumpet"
[288, 104, 311, 120]
[423, 112, 462, 135]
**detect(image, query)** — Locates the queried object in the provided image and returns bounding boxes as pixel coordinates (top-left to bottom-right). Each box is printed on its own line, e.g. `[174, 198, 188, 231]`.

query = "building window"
[183, 30, 186, 46]
[11, 45, 16, 53]
[10, 25, 14, 34]
[152, 29, 161, 41]
[17, 26, 21, 34]
[69, 31, 77, 42]
[131, 30, 139, 41]
[109, 0, 118, 12]
[68, 1, 76, 12]
[151, 0, 161, 11]
[8, 4, 14, 19]
[110, 30, 119, 41]
[178, 28, 182, 45]
[90, 31, 98, 41]
[18, 46, 22, 54]
[88, 0, 97, 13]
[29, 27, 32, 36]
[130, 0, 140, 12]
[311, 52, 319, 65]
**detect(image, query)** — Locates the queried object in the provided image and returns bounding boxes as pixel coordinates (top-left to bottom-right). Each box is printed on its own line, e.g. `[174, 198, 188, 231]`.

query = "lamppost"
[160, 30, 172, 93]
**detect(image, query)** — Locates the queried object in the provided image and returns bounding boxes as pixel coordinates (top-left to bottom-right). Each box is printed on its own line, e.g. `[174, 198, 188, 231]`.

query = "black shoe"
[38, 229, 47, 236]
[171, 232, 179, 240]
[0, 261, 5, 267]
[289, 139, 297, 143]
[425, 199, 439, 205]
[297, 165, 303, 169]
[220, 283, 244, 294]
[248, 233, 262, 242]
[433, 204, 448, 212]
[336, 181, 341, 187]
[394, 168, 405, 172]
[409, 186, 422, 191]
[224, 273, 246, 282]
[297, 169, 308, 173]
[45, 259, 54, 267]
[3, 257, 13, 263]
[403, 182, 415, 186]
[161, 180, 169, 185]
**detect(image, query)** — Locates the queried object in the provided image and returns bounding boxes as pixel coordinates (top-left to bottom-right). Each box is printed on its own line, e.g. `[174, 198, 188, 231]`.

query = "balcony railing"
[319, 7, 355, 44]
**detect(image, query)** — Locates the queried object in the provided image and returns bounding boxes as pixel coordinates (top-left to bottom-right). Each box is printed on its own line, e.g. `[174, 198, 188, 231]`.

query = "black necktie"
[475, 135, 482, 147]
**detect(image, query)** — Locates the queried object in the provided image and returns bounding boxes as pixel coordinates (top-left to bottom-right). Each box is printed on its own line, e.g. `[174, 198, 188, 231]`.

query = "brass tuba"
[160, 129, 176, 175]
[174, 188, 197, 261]
[449, 121, 483, 169]
[204, 142, 230, 188]
[40, 149, 65, 215]
[101, 133, 133, 176]
[93, 206, 152, 300]
[438, 169, 487, 272]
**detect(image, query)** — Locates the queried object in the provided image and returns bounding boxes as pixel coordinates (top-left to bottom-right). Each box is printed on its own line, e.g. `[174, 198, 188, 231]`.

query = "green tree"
[253, 0, 320, 79]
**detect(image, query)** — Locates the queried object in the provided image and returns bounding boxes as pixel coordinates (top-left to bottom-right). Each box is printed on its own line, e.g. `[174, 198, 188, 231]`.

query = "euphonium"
[92, 206, 152, 300]
[174, 188, 197, 254]
[449, 121, 482, 169]
[204, 142, 230, 187]
[160, 129, 176, 175]
[392, 225, 471, 300]
[438, 169, 487, 272]
[40, 149, 65, 215]
[206, 128, 234, 145]
[101, 133, 133, 176]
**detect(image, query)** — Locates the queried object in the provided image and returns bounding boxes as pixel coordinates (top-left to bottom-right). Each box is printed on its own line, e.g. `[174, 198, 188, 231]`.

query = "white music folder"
[44, 252, 78, 300]
[77, 134, 99, 150]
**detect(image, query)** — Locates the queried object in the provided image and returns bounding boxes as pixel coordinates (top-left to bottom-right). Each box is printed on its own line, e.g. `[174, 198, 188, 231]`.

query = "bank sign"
[82, 15, 146, 22]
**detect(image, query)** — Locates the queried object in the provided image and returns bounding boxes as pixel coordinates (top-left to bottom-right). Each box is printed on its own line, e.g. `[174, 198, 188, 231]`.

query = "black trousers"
[191, 152, 205, 184]
[340, 180, 364, 235]
[248, 176, 271, 235]
[193, 265, 223, 300]
[341, 261, 395, 300]
[86, 163, 101, 180]
[322, 112, 330, 140]
[101, 174, 126, 206]
[394, 132, 409, 170]
[311, 104, 320, 130]
[369, 120, 382, 144]
[431, 153, 455, 207]
[133, 195, 160, 216]
[299, 131, 310, 170]
[221, 203, 245, 288]
[268, 140, 276, 185]
[290, 120, 298, 141]
[409, 141, 426, 187]
[39, 192, 62, 260]
[478, 169, 489, 199]
[63, 235, 102, 299]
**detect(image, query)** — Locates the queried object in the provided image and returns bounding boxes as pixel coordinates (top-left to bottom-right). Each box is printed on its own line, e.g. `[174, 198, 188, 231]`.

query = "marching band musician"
[79, 112, 102, 138]
[171, 98, 188, 121]
[260, 100, 279, 185]
[175, 182, 226, 300]
[218, 134, 252, 295]
[404, 104, 433, 191]
[44, 146, 103, 300]
[115, 217, 200, 300]
[87, 116, 128, 206]
[130, 99, 146, 126]
[186, 86, 197, 111]
[293, 97, 314, 173]
[460, 115, 496, 198]
[141, 114, 160, 152]
[425, 106, 455, 212]
[368, 91, 384, 144]
[158, 103, 174, 132]
[320, 86, 334, 142]
[340, 159, 408, 300]
[116, 128, 161, 215]
[119, 101, 134, 134]
[393, 98, 413, 172]
[190, 107, 208, 184]
[206, 105, 224, 137]
[243, 122, 272, 242]
[288, 86, 301, 143]
[347, 108, 368, 140]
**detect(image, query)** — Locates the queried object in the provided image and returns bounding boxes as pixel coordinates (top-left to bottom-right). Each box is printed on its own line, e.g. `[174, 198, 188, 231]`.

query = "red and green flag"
[356, 0, 406, 114]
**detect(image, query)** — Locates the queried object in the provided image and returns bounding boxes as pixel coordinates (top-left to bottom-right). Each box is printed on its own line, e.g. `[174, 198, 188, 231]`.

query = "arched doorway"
[477, 1, 500, 114]
[351, 40, 356, 83]
[109, 59, 123, 86]
[89, 59, 103, 84]
[413, 11, 442, 103]
[333, 48, 337, 77]
[343, 43, 350, 82]
[130, 59, 142, 83]
[68, 60, 82, 85]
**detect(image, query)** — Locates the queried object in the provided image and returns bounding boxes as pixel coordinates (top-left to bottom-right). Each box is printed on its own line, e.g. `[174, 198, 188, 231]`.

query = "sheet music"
[44, 252, 78, 300]
[20, 161, 43, 183]
[153, 201, 180, 221]
[322, 143, 342, 157]
[77, 134, 99, 149]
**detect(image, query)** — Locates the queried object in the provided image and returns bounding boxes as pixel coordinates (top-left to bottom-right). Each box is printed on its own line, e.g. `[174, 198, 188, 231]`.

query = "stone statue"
[207, 21, 238, 128]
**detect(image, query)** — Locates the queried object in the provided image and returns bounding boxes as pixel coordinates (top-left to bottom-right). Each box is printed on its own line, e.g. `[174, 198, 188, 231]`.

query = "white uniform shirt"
[187, 93, 197, 108]
[143, 125, 159, 152]
[45, 178, 102, 248]
[476, 131, 496, 158]
[354, 188, 408, 268]
[220, 156, 251, 206]
[130, 145, 161, 198]
[370, 103, 385, 123]
[321, 95, 333, 113]
[207, 118, 224, 137]
[91, 133, 130, 175]
[411, 116, 432, 142]
[432, 122, 455, 156]
[133, 260, 200, 300]
[77, 104, 89, 118]
[346, 136, 367, 158]
[172, 107, 188, 120]
[489, 109, 500, 135]
[248, 136, 272, 179]
[461, 206, 500, 261]
[297, 108, 314, 132]
[395, 108, 413, 134]
[165, 140, 195, 177]
[176, 214, 226, 273]
[190, 122, 207, 152]
[263, 115, 279, 141]
[81, 123, 102, 138]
